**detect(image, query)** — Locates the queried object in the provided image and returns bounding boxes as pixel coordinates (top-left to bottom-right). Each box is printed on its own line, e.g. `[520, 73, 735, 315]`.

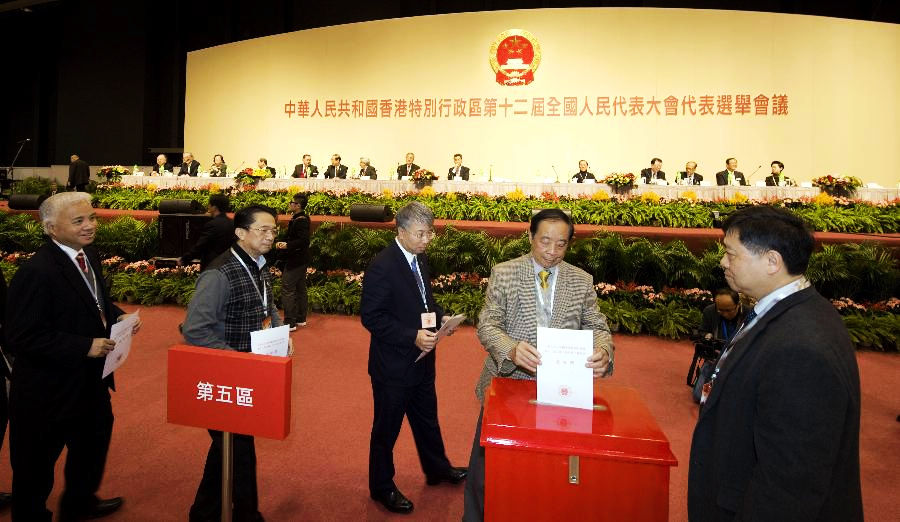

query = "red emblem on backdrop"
[489, 29, 542, 86]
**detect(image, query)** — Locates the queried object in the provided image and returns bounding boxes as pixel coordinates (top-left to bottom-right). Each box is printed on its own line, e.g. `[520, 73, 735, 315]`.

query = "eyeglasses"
[248, 227, 277, 237]
[407, 229, 435, 240]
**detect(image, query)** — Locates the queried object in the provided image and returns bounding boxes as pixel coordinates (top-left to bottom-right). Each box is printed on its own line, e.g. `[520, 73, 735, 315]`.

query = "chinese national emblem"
[489, 29, 541, 86]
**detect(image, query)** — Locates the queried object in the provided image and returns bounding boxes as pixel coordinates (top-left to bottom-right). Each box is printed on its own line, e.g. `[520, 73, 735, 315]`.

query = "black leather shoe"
[83, 497, 124, 519]
[425, 466, 468, 485]
[370, 488, 414, 514]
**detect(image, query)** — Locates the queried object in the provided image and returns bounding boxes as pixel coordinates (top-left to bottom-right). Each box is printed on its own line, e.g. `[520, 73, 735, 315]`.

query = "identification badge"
[261, 317, 272, 330]
[700, 381, 712, 404]
[421, 312, 437, 329]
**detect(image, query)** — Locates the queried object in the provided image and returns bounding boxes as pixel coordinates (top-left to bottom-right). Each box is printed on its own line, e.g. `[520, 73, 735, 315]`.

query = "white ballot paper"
[415, 314, 466, 362]
[250, 324, 291, 357]
[103, 310, 139, 378]
[536, 327, 594, 410]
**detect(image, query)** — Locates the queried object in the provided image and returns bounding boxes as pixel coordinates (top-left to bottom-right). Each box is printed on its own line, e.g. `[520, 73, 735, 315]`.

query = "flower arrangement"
[640, 191, 661, 204]
[234, 167, 272, 188]
[411, 168, 438, 182]
[811, 192, 835, 206]
[812, 175, 863, 191]
[97, 165, 129, 183]
[680, 190, 698, 202]
[419, 186, 437, 197]
[600, 172, 636, 188]
[506, 188, 526, 201]
[590, 190, 609, 201]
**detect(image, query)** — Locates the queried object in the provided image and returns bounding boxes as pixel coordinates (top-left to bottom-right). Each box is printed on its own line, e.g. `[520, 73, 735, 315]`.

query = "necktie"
[75, 252, 89, 275]
[411, 257, 426, 303]
[538, 270, 550, 289]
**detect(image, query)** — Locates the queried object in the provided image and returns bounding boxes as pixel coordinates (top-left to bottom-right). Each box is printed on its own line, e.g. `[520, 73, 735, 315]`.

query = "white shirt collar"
[751, 276, 811, 321]
[53, 239, 84, 263]
[395, 237, 416, 265]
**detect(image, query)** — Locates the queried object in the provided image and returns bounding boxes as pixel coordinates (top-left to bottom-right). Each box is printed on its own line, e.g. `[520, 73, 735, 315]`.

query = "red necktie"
[76, 252, 89, 274]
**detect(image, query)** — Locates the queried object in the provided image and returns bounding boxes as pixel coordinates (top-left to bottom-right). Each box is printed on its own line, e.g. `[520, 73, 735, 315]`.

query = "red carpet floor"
[0, 306, 898, 521]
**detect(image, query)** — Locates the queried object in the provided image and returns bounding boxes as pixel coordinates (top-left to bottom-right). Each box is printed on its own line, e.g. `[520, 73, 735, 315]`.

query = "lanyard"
[411, 257, 429, 312]
[533, 268, 557, 315]
[75, 255, 103, 316]
[231, 248, 267, 308]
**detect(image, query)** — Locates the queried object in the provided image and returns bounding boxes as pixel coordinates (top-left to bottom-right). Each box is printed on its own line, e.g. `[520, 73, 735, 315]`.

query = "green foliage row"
[85, 186, 900, 233]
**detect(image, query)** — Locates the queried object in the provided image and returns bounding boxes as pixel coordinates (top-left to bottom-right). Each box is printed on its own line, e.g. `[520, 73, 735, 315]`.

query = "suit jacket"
[282, 211, 311, 268]
[447, 165, 470, 181]
[765, 174, 795, 187]
[324, 164, 348, 179]
[152, 163, 173, 174]
[699, 303, 745, 342]
[264, 166, 277, 177]
[292, 164, 319, 178]
[474, 255, 614, 401]
[179, 213, 235, 270]
[640, 168, 667, 183]
[357, 165, 377, 179]
[397, 163, 420, 178]
[5, 242, 124, 422]
[361, 240, 444, 387]
[678, 172, 703, 185]
[715, 170, 746, 186]
[688, 286, 862, 521]
[68, 159, 90, 186]
[178, 160, 201, 176]
[571, 171, 596, 183]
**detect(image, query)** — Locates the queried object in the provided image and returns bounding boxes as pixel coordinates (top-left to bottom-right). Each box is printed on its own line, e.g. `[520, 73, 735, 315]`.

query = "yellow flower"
[506, 188, 526, 201]
[591, 190, 609, 201]
[382, 189, 394, 199]
[287, 185, 301, 194]
[729, 192, 749, 204]
[146, 183, 157, 192]
[812, 192, 835, 206]
[445, 192, 457, 201]
[641, 191, 661, 204]
[208, 184, 221, 194]
[680, 190, 697, 201]
[420, 186, 436, 197]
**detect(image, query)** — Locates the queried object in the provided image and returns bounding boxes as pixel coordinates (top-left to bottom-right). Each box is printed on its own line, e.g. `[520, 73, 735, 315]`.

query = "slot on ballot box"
[481, 377, 677, 521]
[167, 344, 292, 440]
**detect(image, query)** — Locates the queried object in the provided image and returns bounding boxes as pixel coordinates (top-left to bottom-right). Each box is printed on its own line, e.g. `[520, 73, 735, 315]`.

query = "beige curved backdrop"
[185, 8, 900, 186]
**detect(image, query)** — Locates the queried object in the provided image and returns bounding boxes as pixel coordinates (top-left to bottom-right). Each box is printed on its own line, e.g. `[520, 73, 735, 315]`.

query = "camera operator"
[700, 288, 746, 343]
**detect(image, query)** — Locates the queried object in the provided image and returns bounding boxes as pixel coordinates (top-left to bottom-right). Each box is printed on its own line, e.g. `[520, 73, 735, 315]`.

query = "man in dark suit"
[5, 192, 141, 521]
[324, 154, 348, 179]
[640, 157, 666, 184]
[447, 153, 470, 180]
[357, 157, 377, 179]
[275, 193, 311, 330]
[715, 157, 746, 186]
[678, 161, 703, 185]
[698, 288, 745, 344]
[361, 202, 466, 515]
[177, 152, 201, 176]
[67, 154, 90, 192]
[292, 154, 319, 178]
[0, 274, 11, 510]
[257, 158, 277, 177]
[765, 160, 795, 187]
[571, 160, 596, 183]
[396, 152, 419, 179]
[152, 154, 173, 175]
[178, 194, 235, 271]
[688, 205, 862, 522]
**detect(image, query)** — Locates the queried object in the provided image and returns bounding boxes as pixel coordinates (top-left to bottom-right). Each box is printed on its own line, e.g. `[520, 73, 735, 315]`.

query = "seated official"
[152, 154, 173, 175]
[396, 152, 419, 179]
[571, 160, 596, 183]
[699, 288, 746, 344]
[257, 158, 277, 177]
[357, 157, 377, 179]
[448, 154, 470, 180]
[178, 152, 201, 176]
[715, 157, 746, 186]
[324, 154, 348, 179]
[678, 161, 703, 185]
[208, 154, 227, 177]
[764, 161, 795, 187]
[293, 154, 319, 178]
[640, 157, 666, 184]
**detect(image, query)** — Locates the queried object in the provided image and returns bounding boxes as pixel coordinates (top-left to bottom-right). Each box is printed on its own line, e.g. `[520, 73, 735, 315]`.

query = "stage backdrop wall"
[185, 8, 899, 187]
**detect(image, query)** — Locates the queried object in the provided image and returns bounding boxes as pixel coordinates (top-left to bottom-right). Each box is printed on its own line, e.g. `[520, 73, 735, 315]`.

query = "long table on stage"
[119, 175, 899, 202]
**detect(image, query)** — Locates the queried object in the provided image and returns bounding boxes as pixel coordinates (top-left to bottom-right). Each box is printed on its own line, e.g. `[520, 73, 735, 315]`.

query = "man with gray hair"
[5, 192, 140, 521]
[361, 202, 466, 515]
[358, 157, 377, 179]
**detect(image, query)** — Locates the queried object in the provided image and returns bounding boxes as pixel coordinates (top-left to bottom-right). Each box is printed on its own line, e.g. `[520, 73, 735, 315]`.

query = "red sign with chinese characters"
[167, 344, 292, 440]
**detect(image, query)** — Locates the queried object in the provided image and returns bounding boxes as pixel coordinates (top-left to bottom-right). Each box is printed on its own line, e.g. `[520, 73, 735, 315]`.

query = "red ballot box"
[167, 344, 292, 440]
[482, 378, 677, 522]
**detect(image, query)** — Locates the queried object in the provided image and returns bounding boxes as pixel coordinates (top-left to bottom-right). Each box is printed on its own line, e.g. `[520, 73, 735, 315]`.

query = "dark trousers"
[189, 430, 260, 522]
[10, 394, 113, 522]
[0, 376, 7, 453]
[369, 379, 452, 495]
[281, 264, 308, 324]
[462, 409, 485, 522]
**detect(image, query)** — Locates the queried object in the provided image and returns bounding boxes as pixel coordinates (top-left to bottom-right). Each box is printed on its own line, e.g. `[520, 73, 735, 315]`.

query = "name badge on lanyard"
[231, 249, 268, 327]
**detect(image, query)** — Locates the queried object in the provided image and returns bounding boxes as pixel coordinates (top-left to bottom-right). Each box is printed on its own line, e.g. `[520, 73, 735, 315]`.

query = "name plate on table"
[583, 178, 596, 184]
[360, 176, 371, 180]
[400, 176, 411, 181]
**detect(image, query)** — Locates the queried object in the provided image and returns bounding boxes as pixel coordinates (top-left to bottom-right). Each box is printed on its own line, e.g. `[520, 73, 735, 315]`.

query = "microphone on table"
[17, 138, 31, 143]
[746, 165, 762, 184]
[551, 165, 559, 183]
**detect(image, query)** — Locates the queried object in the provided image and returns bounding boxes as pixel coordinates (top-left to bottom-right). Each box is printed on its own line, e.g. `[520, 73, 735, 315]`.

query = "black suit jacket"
[361, 241, 444, 387]
[5, 242, 125, 422]
[447, 165, 470, 181]
[178, 160, 201, 176]
[68, 159, 90, 186]
[292, 164, 319, 178]
[765, 174, 794, 187]
[282, 211, 311, 268]
[152, 163, 173, 174]
[678, 172, 703, 185]
[688, 286, 862, 521]
[324, 164, 348, 179]
[179, 214, 235, 270]
[715, 170, 746, 186]
[397, 163, 420, 179]
[357, 165, 377, 179]
[640, 168, 666, 183]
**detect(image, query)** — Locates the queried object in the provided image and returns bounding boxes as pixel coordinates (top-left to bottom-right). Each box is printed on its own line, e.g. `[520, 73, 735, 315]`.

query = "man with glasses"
[182, 205, 286, 522]
[361, 202, 467, 515]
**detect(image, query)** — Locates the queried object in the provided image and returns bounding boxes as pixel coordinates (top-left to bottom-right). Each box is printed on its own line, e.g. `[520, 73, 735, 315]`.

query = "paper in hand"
[536, 327, 594, 410]
[103, 310, 140, 378]
[250, 324, 291, 357]
[415, 314, 465, 362]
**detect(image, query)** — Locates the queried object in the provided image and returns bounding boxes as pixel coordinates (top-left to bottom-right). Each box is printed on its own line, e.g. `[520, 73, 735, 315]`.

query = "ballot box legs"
[221, 431, 233, 522]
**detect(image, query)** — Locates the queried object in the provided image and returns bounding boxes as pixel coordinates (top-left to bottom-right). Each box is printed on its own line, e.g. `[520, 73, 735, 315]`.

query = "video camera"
[686, 330, 726, 391]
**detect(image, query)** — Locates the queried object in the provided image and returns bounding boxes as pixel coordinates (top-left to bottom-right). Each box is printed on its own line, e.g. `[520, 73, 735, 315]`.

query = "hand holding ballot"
[414, 314, 466, 362]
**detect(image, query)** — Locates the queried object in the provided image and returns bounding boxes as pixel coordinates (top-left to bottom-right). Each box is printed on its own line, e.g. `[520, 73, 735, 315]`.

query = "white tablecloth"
[118, 176, 899, 202]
